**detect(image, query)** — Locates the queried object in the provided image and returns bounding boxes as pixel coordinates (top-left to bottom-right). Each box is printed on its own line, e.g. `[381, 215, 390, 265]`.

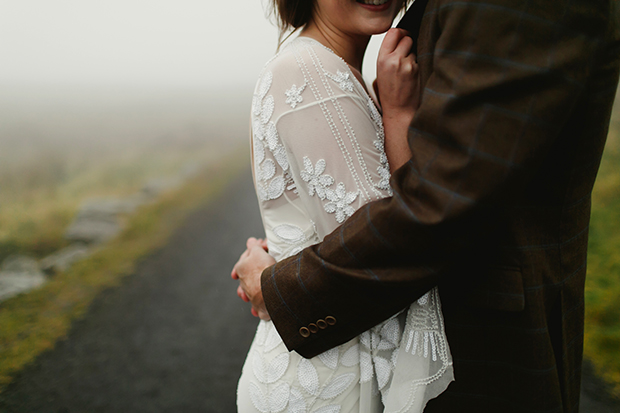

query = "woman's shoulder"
[256, 37, 351, 89]
[253, 37, 365, 115]
[267, 37, 347, 69]
[252, 40, 302, 100]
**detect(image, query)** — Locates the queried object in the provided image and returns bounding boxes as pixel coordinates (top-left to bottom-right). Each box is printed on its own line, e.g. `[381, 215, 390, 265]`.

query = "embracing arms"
[232, 26, 421, 324]
[257, 0, 618, 359]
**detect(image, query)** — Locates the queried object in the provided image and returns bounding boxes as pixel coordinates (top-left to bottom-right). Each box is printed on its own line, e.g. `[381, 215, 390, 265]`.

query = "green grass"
[0, 154, 247, 391]
[584, 91, 620, 397]
[0, 139, 225, 263]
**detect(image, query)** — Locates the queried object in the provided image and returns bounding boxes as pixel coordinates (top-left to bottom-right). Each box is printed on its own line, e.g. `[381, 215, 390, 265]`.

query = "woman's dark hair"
[268, 0, 316, 46]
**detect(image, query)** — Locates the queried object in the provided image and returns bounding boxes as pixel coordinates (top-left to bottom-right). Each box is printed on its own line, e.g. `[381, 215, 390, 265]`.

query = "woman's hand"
[376, 28, 420, 172]
[231, 237, 274, 320]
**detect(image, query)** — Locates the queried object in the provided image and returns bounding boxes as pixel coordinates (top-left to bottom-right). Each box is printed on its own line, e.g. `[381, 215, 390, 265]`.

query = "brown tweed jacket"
[261, 0, 620, 411]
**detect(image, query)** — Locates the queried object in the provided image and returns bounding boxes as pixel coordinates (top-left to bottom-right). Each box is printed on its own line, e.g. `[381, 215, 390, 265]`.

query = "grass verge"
[584, 101, 620, 397]
[0, 142, 225, 264]
[0, 150, 247, 392]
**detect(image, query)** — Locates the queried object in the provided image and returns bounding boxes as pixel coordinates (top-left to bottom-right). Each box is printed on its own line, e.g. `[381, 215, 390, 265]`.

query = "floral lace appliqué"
[300, 157, 335, 200]
[326, 70, 354, 92]
[285, 83, 306, 109]
[404, 289, 446, 362]
[299, 156, 357, 223]
[252, 70, 294, 201]
[270, 223, 316, 259]
[324, 183, 358, 223]
[296, 357, 356, 406]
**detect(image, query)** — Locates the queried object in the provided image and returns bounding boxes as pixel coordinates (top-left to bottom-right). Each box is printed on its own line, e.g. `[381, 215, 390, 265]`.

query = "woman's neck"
[300, 20, 370, 73]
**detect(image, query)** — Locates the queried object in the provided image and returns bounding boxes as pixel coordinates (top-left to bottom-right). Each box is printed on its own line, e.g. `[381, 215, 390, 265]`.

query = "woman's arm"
[376, 28, 420, 172]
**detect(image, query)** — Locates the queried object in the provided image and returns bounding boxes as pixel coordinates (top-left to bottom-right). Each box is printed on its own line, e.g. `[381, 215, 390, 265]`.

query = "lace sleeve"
[251, 46, 324, 261]
[258, 38, 392, 240]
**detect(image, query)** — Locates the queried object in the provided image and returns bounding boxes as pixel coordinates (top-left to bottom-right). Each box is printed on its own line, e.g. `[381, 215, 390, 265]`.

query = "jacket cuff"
[261, 260, 350, 358]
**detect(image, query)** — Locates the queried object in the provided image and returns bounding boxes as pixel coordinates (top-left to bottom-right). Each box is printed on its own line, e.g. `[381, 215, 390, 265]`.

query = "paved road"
[0, 171, 264, 413]
[0, 171, 618, 412]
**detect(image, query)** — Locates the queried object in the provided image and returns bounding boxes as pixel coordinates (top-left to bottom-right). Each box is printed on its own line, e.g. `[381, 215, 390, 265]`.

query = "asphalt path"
[0, 170, 617, 412]
[0, 170, 264, 413]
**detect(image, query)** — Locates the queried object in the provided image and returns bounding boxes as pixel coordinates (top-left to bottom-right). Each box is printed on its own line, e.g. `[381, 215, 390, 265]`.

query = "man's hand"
[231, 237, 275, 320]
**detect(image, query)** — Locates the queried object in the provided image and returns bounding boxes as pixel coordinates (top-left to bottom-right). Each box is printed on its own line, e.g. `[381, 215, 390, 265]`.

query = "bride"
[235, 0, 453, 411]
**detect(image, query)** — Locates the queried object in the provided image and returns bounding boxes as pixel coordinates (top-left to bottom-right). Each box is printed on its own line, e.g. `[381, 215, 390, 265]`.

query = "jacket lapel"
[396, 0, 430, 55]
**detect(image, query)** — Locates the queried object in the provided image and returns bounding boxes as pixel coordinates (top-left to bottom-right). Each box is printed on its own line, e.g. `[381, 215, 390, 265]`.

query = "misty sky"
[0, 1, 385, 90]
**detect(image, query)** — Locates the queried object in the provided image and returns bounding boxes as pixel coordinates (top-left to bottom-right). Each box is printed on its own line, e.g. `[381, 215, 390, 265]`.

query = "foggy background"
[0, 0, 383, 99]
[0, 0, 386, 263]
[0, 0, 386, 202]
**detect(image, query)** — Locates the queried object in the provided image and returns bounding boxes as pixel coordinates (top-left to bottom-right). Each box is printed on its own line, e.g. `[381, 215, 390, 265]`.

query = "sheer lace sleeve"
[252, 37, 392, 248]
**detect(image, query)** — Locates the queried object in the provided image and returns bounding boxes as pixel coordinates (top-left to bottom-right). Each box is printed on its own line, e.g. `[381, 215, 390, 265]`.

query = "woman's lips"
[356, 0, 393, 12]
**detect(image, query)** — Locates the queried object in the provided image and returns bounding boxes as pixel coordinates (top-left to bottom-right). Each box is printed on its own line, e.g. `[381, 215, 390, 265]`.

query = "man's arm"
[261, 0, 615, 358]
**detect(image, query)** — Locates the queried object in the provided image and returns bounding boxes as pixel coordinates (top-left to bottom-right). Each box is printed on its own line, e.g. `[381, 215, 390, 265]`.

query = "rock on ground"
[0, 256, 47, 302]
[40, 244, 92, 275]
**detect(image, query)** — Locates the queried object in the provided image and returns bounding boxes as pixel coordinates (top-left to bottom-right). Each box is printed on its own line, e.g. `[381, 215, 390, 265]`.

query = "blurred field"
[584, 86, 620, 397]
[0, 85, 250, 262]
[0, 86, 251, 389]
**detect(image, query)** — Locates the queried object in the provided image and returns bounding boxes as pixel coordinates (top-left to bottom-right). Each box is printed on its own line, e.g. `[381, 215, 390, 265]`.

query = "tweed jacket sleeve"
[261, 0, 620, 358]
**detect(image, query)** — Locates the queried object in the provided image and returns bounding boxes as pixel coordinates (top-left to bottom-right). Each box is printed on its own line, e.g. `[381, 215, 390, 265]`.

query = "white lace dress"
[237, 37, 454, 413]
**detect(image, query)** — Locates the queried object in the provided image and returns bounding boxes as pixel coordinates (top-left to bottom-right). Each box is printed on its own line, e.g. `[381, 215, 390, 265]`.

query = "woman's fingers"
[252, 307, 270, 320]
[379, 28, 409, 57]
[259, 238, 269, 251]
[378, 31, 416, 81]
[394, 35, 414, 58]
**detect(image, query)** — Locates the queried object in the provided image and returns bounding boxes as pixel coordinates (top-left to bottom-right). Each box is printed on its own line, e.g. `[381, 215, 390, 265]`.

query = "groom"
[233, 0, 620, 411]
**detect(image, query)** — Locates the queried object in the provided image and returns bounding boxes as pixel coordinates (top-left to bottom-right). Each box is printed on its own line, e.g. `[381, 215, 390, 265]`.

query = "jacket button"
[308, 323, 319, 333]
[317, 319, 327, 329]
[325, 316, 337, 326]
[299, 327, 310, 338]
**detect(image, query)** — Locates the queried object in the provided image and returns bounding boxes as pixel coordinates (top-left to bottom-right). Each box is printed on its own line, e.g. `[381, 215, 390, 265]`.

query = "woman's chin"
[363, 22, 397, 35]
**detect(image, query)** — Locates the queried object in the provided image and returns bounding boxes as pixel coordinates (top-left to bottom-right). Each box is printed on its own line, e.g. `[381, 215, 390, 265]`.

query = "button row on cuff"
[299, 316, 337, 338]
